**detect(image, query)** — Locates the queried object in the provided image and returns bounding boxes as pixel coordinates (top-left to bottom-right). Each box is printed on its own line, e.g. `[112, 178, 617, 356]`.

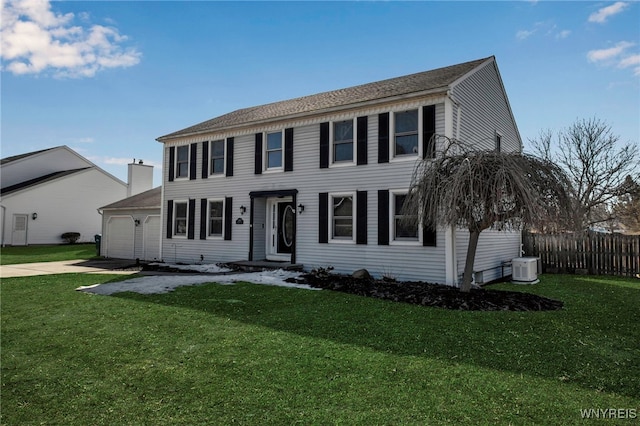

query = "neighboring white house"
[0, 146, 153, 246]
[156, 56, 522, 285]
[99, 186, 161, 261]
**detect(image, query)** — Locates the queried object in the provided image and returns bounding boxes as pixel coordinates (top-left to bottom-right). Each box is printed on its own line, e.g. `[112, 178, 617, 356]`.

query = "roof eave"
[156, 86, 450, 143]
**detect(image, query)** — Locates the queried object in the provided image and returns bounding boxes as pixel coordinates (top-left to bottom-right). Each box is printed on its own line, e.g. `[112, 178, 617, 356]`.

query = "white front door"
[11, 214, 28, 246]
[266, 197, 295, 261]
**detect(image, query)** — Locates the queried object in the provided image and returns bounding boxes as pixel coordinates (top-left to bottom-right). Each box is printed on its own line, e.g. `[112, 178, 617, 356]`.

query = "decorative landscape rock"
[351, 269, 373, 281]
[296, 271, 563, 312]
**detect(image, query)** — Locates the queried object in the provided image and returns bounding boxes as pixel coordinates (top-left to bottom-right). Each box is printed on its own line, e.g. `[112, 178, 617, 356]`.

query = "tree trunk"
[461, 230, 481, 292]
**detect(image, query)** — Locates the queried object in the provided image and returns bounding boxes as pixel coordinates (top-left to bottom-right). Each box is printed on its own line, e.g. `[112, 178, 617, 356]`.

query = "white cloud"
[588, 2, 629, 23]
[587, 41, 634, 62]
[587, 41, 640, 77]
[556, 30, 571, 39]
[0, 0, 141, 78]
[516, 29, 536, 40]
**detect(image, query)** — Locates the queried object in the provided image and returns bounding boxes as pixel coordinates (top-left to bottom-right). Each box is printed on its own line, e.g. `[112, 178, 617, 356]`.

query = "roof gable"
[158, 57, 492, 141]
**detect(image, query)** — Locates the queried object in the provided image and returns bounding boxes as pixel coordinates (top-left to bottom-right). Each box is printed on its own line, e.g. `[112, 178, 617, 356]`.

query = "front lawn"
[0, 243, 97, 265]
[1, 274, 638, 424]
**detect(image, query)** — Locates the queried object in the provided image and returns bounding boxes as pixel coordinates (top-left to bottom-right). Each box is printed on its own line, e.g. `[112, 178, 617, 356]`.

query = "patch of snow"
[149, 262, 232, 273]
[77, 269, 317, 295]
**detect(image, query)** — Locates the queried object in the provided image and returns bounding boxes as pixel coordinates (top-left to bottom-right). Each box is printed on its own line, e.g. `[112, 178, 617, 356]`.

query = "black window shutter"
[423, 225, 437, 247]
[189, 143, 197, 180]
[201, 142, 209, 178]
[224, 197, 233, 240]
[187, 199, 196, 239]
[168, 147, 175, 182]
[200, 199, 207, 240]
[166, 200, 174, 238]
[357, 116, 368, 165]
[255, 133, 263, 175]
[423, 105, 436, 159]
[378, 113, 389, 163]
[284, 128, 294, 172]
[356, 191, 367, 245]
[319, 192, 329, 243]
[319, 122, 329, 169]
[226, 137, 234, 177]
[378, 190, 389, 245]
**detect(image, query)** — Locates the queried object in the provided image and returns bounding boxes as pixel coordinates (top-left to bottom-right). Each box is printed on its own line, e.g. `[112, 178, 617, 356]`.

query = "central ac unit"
[512, 257, 539, 284]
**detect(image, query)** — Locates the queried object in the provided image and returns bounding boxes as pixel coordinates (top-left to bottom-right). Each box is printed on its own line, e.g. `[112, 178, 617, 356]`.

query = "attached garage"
[99, 187, 161, 262]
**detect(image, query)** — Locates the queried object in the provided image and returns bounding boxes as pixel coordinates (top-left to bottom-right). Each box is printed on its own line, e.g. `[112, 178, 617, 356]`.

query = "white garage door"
[143, 215, 161, 261]
[106, 216, 135, 259]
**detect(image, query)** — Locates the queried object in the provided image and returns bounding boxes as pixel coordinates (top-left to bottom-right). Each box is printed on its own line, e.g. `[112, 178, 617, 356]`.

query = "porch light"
[32, 212, 38, 220]
[240, 205, 247, 215]
[298, 204, 305, 214]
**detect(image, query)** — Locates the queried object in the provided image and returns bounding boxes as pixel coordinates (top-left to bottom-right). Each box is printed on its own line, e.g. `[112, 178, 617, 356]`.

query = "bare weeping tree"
[530, 117, 639, 231]
[403, 136, 570, 292]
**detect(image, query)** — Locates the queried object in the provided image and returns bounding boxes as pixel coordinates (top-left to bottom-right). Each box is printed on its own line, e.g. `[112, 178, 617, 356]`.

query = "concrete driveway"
[0, 259, 142, 278]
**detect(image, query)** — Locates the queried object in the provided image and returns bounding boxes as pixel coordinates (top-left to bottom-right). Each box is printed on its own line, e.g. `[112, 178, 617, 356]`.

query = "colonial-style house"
[0, 146, 152, 246]
[156, 56, 522, 285]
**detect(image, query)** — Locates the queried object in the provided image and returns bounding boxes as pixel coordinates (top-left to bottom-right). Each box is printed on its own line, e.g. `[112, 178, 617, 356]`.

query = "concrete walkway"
[0, 259, 142, 278]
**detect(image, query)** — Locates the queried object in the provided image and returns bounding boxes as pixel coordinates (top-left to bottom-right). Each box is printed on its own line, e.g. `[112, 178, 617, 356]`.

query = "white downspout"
[1, 204, 6, 247]
[444, 94, 458, 286]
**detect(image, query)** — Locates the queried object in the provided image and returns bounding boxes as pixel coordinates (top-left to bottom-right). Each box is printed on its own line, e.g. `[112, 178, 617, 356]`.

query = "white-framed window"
[393, 109, 420, 158]
[210, 140, 225, 175]
[331, 193, 355, 242]
[175, 145, 190, 179]
[332, 119, 355, 164]
[391, 190, 420, 244]
[265, 131, 283, 170]
[174, 201, 188, 237]
[208, 199, 224, 237]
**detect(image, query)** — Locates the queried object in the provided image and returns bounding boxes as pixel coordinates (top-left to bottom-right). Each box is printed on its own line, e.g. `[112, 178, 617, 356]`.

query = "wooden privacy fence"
[522, 231, 640, 278]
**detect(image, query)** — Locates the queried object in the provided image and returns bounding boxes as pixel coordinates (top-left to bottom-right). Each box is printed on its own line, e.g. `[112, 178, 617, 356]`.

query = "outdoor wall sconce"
[134, 219, 141, 226]
[240, 205, 247, 215]
[32, 212, 38, 220]
[298, 204, 305, 214]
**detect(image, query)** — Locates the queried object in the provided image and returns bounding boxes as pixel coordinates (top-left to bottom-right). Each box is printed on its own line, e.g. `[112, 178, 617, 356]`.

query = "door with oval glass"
[266, 197, 295, 261]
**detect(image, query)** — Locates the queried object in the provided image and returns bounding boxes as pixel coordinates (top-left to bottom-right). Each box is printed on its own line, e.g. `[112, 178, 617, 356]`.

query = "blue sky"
[2, 0, 639, 185]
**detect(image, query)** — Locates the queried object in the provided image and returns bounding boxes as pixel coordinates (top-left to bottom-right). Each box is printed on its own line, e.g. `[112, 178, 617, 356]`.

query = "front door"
[12, 214, 28, 246]
[266, 197, 295, 261]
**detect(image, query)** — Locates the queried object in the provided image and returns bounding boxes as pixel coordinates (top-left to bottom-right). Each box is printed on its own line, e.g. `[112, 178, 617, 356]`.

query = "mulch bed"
[293, 272, 563, 311]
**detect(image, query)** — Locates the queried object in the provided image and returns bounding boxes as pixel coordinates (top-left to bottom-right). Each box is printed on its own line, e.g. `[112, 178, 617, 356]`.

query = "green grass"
[2, 274, 638, 425]
[0, 243, 97, 265]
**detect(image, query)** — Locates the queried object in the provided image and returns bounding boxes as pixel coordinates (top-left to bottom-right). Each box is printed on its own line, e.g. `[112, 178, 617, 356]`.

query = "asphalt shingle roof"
[100, 186, 162, 210]
[1, 147, 57, 165]
[158, 57, 491, 141]
[0, 168, 91, 195]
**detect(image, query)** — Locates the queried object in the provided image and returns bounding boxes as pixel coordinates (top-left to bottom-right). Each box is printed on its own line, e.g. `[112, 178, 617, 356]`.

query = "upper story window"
[392, 192, 419, 242]
[332, 194, 354, 241]
[174, 201, 188, 237]
[333, 120, 354, 163]
[266, 131, 283, 170]
[176, 145, 189, 178]
[394, 109, 419, 156]
[210, 140, 225, 175]
[208, 199, 224, 237]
